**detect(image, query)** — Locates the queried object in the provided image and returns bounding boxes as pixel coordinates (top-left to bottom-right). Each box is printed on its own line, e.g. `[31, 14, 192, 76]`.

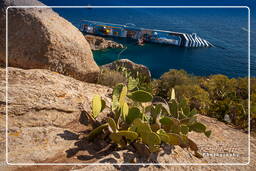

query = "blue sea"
[41, 0, 256, 78]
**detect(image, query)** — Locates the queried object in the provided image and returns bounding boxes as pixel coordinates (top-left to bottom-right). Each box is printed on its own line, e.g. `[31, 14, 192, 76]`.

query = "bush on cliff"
[97, 68, 127, 87]
[158, 70, 255, 131]
[98, 66, 154, 94]
[154, 69, 198, 98]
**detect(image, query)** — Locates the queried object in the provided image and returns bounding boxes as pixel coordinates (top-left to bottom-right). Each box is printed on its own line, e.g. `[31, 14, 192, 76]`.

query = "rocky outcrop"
[102, 59, 151, 81]
[84, 35, 124, 50]
[0, 67, 254, 169]
[1, 112, 255, 170]
[0, 67, 111, 163]
[0, 0, 99, 83]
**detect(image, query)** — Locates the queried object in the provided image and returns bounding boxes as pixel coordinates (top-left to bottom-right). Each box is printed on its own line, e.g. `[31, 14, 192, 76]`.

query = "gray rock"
[84, 35, 124, 50]
[102, 59, 151, 81]
[0, 0, 99, 83]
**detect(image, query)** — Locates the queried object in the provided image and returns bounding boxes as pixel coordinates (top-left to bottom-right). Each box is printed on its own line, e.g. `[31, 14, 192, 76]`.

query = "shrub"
[155, 69, 197, 98]
[98, 66, 154, 94]
[97, 68, 127, 88]
[84, 84, 211, 160]
[201, 75, 255, 131]
[169, 85, 211, 114]
[201, 75, 236, 101]
[157, 71, 255, 131]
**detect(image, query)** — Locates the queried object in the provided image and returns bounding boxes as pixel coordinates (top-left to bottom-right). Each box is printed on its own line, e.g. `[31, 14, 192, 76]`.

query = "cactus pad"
[112, 84, 124, 111]
[119, 86, 128, 107]
[107, 117, 117, 133]
[189, 122, 206, 133]
[92, 95, 102, 118]
[126, 107, 143, 124]
[121, 102, 129, 121]
[167, 133, 181, 145]
[128, 90, 153, 102]
[110, 130, 138, 146]
[87, 123, 108, 141]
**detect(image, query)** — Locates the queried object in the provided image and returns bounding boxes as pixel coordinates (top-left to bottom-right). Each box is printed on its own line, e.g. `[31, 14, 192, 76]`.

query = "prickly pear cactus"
[121, 102, 129, 121]
[128, 90, 153, 102]
[156, 129, 170, 143]
[110, 130, 138, 147]
[167, 133, 181, 145]
[126, 107, 142, 124]
[107, 117, 117, 133]
[119, 86, 128, 107]
[86, 87, 211, 160]
[87, 123, 108, 141]
[141, 132, 161, 152]
[128, 77, 139, 91]
[112, 83, 124, 111]
[169, 100, 178, 117]
[160, 116, 180, 133]
[92, 95, 104, 118]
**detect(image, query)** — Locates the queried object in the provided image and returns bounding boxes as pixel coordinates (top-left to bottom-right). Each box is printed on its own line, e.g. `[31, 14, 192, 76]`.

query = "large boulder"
[102, 59, 151, 81]
[0, 67, 112, 163]
[0, 0, 99, 83]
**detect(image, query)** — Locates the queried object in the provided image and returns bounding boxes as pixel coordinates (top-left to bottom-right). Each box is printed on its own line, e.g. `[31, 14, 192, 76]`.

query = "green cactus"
[189, 122, 206, 133]
[114, 108, 121, 127]
[121, 102, 129, 121]
[151, 104, 162, 123]
[141, 132, 161, 152]
[92, 95, 103, 118]
[168, 100, 178, 117]
[128, 77, 139, 91]
[189, 108, 197, 117]
[128, 90, 153, 102]
[126, 107, 143, 124]
[119, 86, 128, 107]
[167, 133, 181, 145]
[180, 124, 189, 135]
[87, 123, 108, 141]
[112, 84, 124, 111]
[156, 129, 170, 144]
[204, 130, 212, 138]
[107, 117, 117, 133]
[110, 130, 138, 147]
[86, 86, 211, 160]
[129, 118, 152, 134]
[180, 116, 197, 125]
[160, 116, 180, 133]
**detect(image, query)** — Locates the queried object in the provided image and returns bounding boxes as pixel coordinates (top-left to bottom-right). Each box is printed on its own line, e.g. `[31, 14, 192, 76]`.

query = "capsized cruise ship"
[80, 20, 213, 48]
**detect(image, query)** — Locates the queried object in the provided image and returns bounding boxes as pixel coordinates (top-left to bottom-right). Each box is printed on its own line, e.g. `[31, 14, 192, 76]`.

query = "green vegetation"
[85, 84, 211, 159]
[97, 66, 255, 132]
[155, 69, 255, 131]
[97, 66, 154, 93]
[97, 68, 127, 87]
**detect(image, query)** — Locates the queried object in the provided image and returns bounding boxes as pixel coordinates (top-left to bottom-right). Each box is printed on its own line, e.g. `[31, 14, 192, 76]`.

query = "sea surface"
[41, 0, 256, 78]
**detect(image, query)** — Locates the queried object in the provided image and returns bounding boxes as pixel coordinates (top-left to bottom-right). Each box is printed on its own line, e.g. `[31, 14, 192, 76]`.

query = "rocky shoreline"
[0, 0, 255, 170]
[84, 34, 124, 51]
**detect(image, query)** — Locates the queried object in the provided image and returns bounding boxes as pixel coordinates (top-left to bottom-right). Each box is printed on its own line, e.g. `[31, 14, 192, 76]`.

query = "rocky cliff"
[84, 35, 124, 51]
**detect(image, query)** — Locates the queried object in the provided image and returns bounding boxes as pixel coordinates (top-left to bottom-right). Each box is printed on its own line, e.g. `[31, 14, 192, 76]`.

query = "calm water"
[40, 0, 256, 78]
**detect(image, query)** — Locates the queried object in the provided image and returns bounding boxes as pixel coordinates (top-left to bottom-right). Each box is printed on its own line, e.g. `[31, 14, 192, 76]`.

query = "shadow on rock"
[57, 130, 79, 140]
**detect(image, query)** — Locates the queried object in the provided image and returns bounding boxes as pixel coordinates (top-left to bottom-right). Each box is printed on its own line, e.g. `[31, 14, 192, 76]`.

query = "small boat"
[80, 20, 212, 48]
[137, 38, 144, 46]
